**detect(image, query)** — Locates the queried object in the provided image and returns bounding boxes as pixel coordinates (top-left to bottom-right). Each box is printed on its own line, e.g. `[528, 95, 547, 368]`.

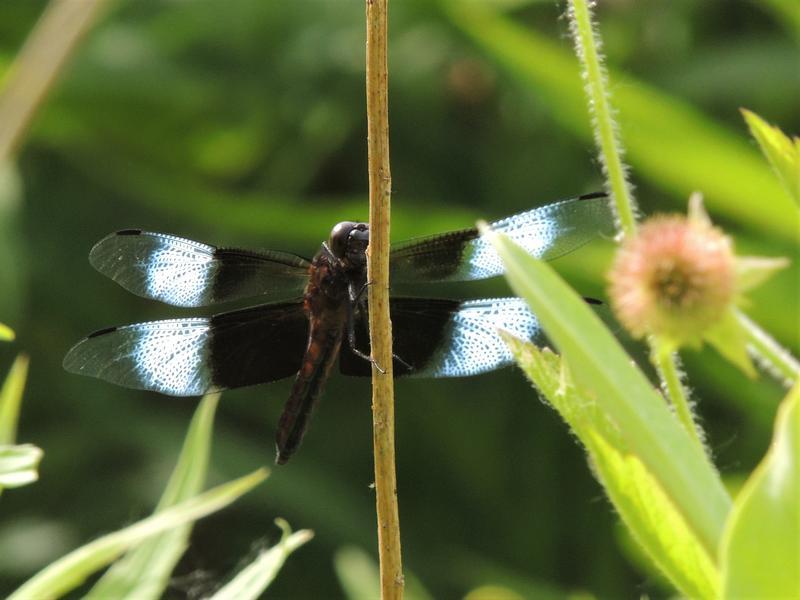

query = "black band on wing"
[389, 229, 479, 284]
[63, 300, 308, 396]
[339, 297, 459, 377]
[389, 192, 612, 283]
[208, 300, 309, 391]
[339, 297, 543, 379]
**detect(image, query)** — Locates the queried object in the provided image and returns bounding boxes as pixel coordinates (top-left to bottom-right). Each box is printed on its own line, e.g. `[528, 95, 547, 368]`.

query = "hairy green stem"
[568, 0, 638, 238]
[652, 343, 707, 456]
[737, 309, 800, 386]
[567, 0, 713, 455]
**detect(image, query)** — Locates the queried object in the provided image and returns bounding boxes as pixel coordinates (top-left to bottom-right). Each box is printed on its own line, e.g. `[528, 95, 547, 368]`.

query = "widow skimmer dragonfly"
[64, 192, 612, 463]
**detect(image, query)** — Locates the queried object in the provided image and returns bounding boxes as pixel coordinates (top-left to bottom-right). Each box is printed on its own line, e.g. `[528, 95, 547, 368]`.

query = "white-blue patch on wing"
[417, 298, 540, 378]
[142, 235, 218, 307]
[89, 232, 220, 307]
[465, 202, 578, 279]
[63, 319, 214, 396]
[132, 320, 213, 395]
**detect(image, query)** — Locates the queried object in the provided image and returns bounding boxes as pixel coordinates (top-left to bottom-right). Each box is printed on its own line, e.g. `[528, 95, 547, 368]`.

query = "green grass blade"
[720, 382, 799, 598]
[483, 227, 731, 558]
[0, 354, 29, 444]
[505, 340, 717, 598]
[8, 468, 268, 600]
[154, 393, 219, 509]
[86, 393, 221, 600]
[741, 108, 800, 204]
[441, 1, 798, 243]
[209, 519, 313, 600]
[0, 355, 35, 495]
[0, 443, 42, 488]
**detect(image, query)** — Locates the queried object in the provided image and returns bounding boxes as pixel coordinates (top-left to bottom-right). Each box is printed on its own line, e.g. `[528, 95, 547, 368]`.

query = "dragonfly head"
[329, 221, 369, 269]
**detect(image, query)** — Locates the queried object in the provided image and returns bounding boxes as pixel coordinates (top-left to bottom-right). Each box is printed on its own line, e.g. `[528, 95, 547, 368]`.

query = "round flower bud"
[608, 215, 736, 346]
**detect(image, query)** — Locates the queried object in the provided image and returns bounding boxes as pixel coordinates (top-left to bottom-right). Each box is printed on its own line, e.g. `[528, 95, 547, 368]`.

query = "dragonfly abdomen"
[275, 309, 346, 464]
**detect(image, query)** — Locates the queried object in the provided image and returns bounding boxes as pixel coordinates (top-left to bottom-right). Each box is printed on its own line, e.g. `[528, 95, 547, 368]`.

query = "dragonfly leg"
[346, 287, 414, 374]
[346, 296, 386, 373]
[393, 352, 413, 371]
[349, 341, 386, 374]
[350, 279, 373, 304]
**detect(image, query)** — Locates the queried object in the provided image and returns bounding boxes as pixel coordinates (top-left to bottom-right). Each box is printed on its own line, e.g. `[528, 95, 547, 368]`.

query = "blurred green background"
[0, 0, 797, 597]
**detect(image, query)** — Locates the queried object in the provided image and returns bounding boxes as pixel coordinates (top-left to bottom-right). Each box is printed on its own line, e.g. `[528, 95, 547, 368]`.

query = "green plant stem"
[568, 0, 637, 238]
[653, 343, 706, 455]
[736, 309, 800, 385]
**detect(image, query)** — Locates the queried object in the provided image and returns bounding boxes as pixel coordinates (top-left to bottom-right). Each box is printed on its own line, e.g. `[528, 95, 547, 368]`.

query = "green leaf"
[208, 519, 313, 600]
[334, 546, 380, 600]
[483, 226, 731, 560]
[734, 309, 800, 387]
[447, 549, 570, 600]
[763, 0, 800, 40]
[441, 1, 799, 243]
[736, 255, 790, 293]
[504, 338, 717, 599]
[464, 586, 526, 600]
[333, 545, 434, 600]
[8, 468, 268, 600]
[741, 109, 800, 204]
[0, 323, 13, 342]
[720, 382, 800, 598]
[764, 0, 800, 41]
[86, 393, 221, 600]
[0, 354, 29, 444]
[586, 431, 717, 599]
[704, 308, 756, 378]
[0, 443, 42, 488]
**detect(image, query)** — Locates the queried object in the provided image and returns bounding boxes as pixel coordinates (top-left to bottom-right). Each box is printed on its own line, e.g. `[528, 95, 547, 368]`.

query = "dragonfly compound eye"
[329, 221, 360, 260]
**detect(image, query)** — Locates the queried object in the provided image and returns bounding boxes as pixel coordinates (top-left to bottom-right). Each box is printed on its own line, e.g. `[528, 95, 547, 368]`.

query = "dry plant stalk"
[365, 0, 403, 598]
[0, 0, 106, 162]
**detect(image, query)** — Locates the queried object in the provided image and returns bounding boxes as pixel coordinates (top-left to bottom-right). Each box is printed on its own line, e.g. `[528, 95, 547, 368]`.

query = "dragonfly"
[64, 192, 613, 463]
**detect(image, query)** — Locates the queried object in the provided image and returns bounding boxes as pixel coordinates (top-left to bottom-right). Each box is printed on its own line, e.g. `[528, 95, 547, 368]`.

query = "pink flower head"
[608, 214, 736, 346]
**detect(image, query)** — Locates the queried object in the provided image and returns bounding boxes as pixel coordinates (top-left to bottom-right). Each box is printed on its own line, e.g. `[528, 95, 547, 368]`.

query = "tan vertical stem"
[365, 0, 403, 598]
[0, 0, 106, 162]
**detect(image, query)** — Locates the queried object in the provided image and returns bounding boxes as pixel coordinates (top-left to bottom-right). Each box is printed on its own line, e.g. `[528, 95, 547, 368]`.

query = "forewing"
[339, 297, 543, 378]
[63, 300, 308, 396]
[390, 192, 613, 283]
[89, 230, 311, 307]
